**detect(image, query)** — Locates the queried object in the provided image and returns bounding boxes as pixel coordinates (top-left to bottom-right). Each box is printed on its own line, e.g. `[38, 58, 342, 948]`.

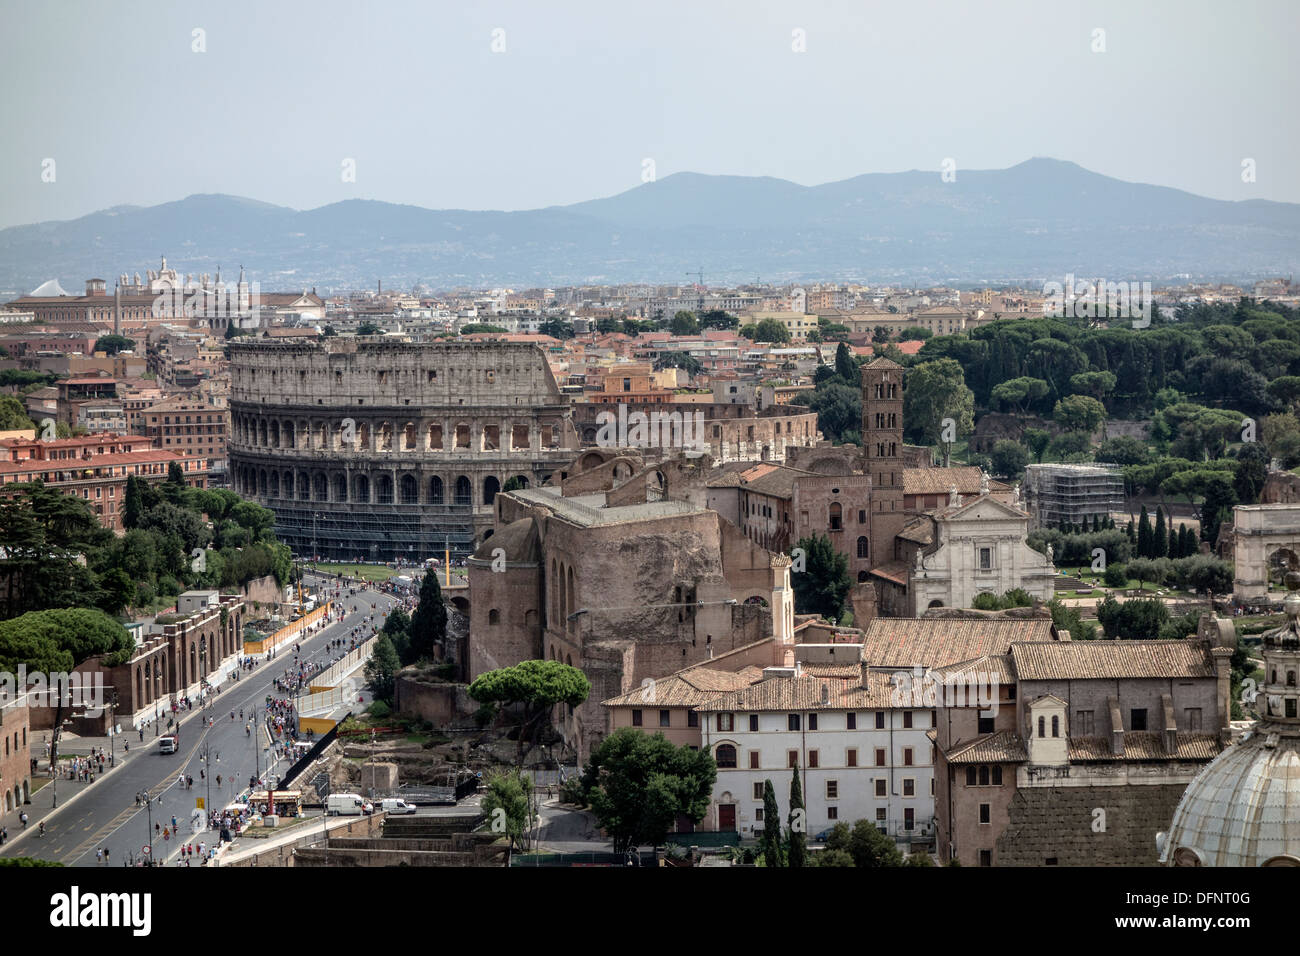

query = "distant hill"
[3, 159, 1297, 293]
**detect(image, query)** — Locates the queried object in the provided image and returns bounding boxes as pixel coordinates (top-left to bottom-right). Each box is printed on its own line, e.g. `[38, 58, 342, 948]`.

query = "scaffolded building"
[1020, 463, 1125, 530]
[228, 337, 578, 561]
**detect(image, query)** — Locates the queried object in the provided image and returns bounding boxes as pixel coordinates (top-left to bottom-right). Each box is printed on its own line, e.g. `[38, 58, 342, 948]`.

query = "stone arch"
[488, 608, 500, 625]
[927, 599, 945, 608]
[429, 475, 444, 504]
[297, 472, 310, 500]
[399, 473, 418, 505]
[743, 595, 769, 606]
[379, 422, 394, 452]
[427, 423, 443, 451]
[357, 422, 370, 450]
[270, 420, 281, 447]
[353, 474, 370, 503]
[269, 472, 280, 497]
[450, 595, 469, 614]
[857, 536, 869, 559]
[402, 421, 417, 451]
[332, 473, 348, 502]
[376, 474, 394, 504]
[313, 473, 328, 501]
[454, 475, 471, 507]
[483, 476, 500, 506]
[511, 474, 530, 489]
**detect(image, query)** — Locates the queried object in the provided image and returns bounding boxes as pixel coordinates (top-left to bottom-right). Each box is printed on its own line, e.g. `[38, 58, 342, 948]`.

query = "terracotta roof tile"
[695, 672, 897, 712]
[1067, 732, 1224, 762]
[946, 731, 1028, 764]
[861, 618, 1056, 670]
[1009, 640, 1215, 681]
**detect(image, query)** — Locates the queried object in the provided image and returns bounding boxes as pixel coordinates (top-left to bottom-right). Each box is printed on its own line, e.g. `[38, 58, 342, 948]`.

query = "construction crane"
[685, 268, 704, 289]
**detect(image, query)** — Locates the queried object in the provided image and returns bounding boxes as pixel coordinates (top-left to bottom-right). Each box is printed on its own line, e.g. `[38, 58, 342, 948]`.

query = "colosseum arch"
[332, 473, 347, 502]
[510, 474, 529, 489]
[429, 475, 444, 504]
[454, 475, 472, 506]
[284, 421, 296, 448]
[269, 472, 280, 497]
[483, 424, 499, 451]
[379, 423, 394, 452]
[352, 474, 370, 503]
[376, 474, 394, 504]
[297, 473, 310, 500]
[399, 473, 418, 504]
[455, 423, 471, 449]
[313, 473, 328, 501]
[357, 422, 370, 450]
[402, 422, 417, 451]
[258, 419, 268, 446]
[428, 423, 443, 450]
[483, 476, 500, 506]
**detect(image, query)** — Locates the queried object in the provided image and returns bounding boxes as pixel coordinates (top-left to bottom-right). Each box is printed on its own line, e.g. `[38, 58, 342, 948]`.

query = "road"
[1, 573, 403, 867]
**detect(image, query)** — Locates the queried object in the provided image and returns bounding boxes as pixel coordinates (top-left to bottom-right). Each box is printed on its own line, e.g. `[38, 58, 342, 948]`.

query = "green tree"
[791, 534, 852, 622]
[1137, 505, 1152, 558]
[0, 396, 35, 431]
[480, 769, 534, 851]
[468, 660, 591, 765]
[834, 342, 857, 383]
[761, 779, 783, 867]
[92, 335, 135, 356]
[669, 311, 700, 336]
[991, 376, 1049, 416]
[356, 321, 383, 335]
[841, 819, 903, 867]
[903, 359, 975, 457]
[364, 635, 401, 704]
[539, 318, 576, 340]
[1023, 428, 1052, 464]
[787, 764, 807, 868]
[1153, 507, 1168, 558]
[579, 727, 717, 854]
[989, 439, 1029, 480]
[408, 571, 448, 661]
[751, 318, 791, 344]
[1200, 473, 1237, 544]
[1052, 394, 1107, 434]
[1103, 563, 1128, 589]
[381, 607, 412, 663]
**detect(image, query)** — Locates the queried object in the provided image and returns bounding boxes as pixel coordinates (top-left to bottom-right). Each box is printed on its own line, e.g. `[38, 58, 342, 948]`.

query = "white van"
[158, 734, 178, 755]
[326, 793, 373, 816]
[380, 798, 417, 815]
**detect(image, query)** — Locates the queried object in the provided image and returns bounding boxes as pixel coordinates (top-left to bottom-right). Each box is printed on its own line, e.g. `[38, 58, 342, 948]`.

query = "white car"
[379, 798, 417, 815]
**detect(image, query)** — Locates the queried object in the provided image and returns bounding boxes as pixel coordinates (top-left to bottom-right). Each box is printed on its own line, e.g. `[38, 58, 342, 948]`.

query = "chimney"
[1211, 645, 1234, 733]
[1108, 697, 1125, 755]
[1161, 693, 1177, 754]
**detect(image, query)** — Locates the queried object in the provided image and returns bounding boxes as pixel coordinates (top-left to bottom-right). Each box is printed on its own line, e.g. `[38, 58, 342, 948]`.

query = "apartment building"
[140, 395, 229, 471]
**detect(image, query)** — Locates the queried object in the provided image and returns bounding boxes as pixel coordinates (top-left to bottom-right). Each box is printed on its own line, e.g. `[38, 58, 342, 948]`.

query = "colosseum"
[228, 338, 579, 560]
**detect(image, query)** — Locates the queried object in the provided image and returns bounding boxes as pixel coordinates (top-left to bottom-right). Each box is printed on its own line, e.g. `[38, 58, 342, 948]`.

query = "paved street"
[0, 574, 402, 867]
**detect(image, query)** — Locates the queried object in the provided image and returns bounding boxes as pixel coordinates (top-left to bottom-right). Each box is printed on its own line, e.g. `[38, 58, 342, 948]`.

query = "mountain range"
[2, 158, 1297, 295]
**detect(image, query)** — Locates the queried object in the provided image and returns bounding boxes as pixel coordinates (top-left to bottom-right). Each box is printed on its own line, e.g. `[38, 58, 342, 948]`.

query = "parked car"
[379, 798, 417, 815]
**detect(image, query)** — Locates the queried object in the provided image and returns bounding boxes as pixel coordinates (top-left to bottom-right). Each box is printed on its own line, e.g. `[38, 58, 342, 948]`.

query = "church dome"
[1158, 573, 1300, 866]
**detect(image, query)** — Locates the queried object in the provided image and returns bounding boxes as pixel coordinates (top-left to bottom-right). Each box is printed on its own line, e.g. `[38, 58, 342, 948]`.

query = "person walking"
[20, 811, 28, 829]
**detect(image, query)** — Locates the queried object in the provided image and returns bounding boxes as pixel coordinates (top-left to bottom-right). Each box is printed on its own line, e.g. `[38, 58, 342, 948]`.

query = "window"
[1184, 708, 1202, 731]
[904, 808, 915, 830]
[847, 712, 856, 730]
[715, 745, 737, 768]
[660, 710, 671, 728]
[874, 779, 887, 797]
[827, 806, 838, 820]
[1130, 708, 1148, 732]
[1038, 716, 1045, 738]
[978, 714, 995, 734]
[846, 748, 858, 767]
[631, 709, 642, 727]
[808, 714, 818, 731]
[978, 547, 992, 570]
[903, 747, 914, 767]
[687, 711, 698, 728]
[753, 782, 765, 800]
[788, 714, 801, 731]
[991, 766, 1003, 785]
[857, 536, 869, 558]
[755, 808, 764, 822]
[979, 804, 991, 824]
[979, 766, 990, 786]
[858, 509, 866, 523]
[966, 767, 977, 786]
[749, 714, 759, 732]
[876, 807, 887, 823]
[826, 780, 839, 800]
[829, 503, 842, 531]
[979, 850, 992, 867]
[903, 778, 915, 797]
[788, 750, 799, 769]
[1076, 710, 1095, 735]
[875, 712, 885, 729]
[749, 752, 759, 769]
[1051, 715, 1060, 737]
[903, 711, 913, 729]
[717, 713, 734, 732]
[808, 750, 819, 768]
[875, 748, 886, 767]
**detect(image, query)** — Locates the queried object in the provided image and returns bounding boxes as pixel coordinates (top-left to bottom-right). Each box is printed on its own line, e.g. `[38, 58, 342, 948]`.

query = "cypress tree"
[1125, 519, 1135, 544]
[1154, 507, 1167, 558]
[787, 764, 806, 868]
[408, 570, 448, 663]
[761, 779, 782, 867]
[1137, 506, 1152, 558]
[123, 474, 143, 530]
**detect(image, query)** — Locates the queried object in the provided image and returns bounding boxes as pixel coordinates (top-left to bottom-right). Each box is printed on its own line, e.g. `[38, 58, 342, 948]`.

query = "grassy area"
[314, 562, 469, 584]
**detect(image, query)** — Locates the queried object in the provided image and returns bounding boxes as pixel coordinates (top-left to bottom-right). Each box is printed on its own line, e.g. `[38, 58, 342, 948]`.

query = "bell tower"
[862, 357, 906, 565]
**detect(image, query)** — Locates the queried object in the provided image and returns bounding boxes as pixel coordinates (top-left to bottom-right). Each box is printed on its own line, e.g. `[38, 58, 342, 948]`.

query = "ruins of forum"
[594, 406, 708, 455]
[1041, 274, 1153, 327]
[890, 665, 1000, 714]
[0, 666, 106, 717]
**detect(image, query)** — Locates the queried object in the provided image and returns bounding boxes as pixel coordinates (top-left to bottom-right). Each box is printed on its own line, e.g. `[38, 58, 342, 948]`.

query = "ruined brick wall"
[995, 784, 1189, 866]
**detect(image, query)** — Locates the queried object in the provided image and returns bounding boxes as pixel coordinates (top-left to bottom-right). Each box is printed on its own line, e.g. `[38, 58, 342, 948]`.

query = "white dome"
[29, 278, 70, 296]
[1159, 729, 1300, 866]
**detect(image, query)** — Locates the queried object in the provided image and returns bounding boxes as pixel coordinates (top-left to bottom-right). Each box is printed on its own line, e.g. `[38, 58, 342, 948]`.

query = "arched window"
[429, 476, 444, 504]
[488, 609, 500, 625]
[483, 476, 500, 506]
[1051, 715, 1060, 738]
[715, 744, 737, 769]
[376, 475, 394, 504]
[399, 474, 418, 504]
[829, 502, 842, 531]
[454, 476, 471, 506]
[1037, 716, 1045, 738]
[857, 536, 869, 559]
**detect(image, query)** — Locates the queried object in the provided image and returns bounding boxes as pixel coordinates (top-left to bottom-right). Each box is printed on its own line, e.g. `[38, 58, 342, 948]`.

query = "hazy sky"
[2, 0, 1297, 229]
